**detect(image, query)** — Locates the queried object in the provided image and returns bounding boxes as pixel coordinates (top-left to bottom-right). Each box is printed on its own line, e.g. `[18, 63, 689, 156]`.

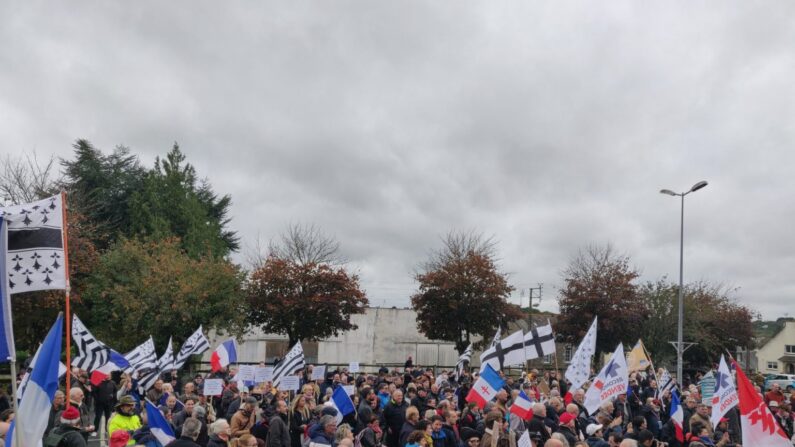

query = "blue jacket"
[308, 424, 336, 447]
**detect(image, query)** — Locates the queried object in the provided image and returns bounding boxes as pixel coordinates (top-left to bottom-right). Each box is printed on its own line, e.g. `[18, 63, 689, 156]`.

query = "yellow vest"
[107, 413, 142, 445]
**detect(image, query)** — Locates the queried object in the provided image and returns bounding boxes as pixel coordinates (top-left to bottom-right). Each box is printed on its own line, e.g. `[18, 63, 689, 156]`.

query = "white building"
[206, 307, 461, 368]
[737, 318, 795, 374]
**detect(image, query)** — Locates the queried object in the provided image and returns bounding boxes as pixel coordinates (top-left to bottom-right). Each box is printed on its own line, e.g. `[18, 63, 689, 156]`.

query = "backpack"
[43, 429, 67, 447]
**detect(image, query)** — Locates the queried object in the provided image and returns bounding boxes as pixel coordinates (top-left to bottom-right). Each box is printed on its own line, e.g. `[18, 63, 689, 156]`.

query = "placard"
[343, 385, 355, 396]
[700, 371, 716, 405]
[349, 362, 360, 373]
[517, 430, 531, 447]
[255, 366, 274, 383]
[238, 365, 255, 382]
[311, 365, 326, 381]
[280, 375, 300, 391]
[203, 379, 224, 396]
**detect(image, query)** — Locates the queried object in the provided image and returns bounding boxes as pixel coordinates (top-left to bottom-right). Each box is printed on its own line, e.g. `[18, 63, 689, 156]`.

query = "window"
[564, 345, 573, 363]
[543, 354, 552, 364]
[768, 361, 779, 370]
[786, 345, 795, 353]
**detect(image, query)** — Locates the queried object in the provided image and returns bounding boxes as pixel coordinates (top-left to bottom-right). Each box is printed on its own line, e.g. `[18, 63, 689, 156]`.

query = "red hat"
[110, 430, 130, 447]
[720, 417, 729, 423]
[559, 413, 576, 424]
[61, 406, 80, 421]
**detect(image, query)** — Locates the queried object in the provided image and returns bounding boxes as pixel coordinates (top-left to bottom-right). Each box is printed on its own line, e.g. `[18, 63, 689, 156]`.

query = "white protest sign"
[517, 430, 531, 447]
[280, 375, 300, 391]
[255, 366, 274, 383]
[311, 365, 326, 381]
[203, 379, 224, 396]
[238, 365, 255, 382]
[343, 385, 355, 396]
[349, 362, 360, 373]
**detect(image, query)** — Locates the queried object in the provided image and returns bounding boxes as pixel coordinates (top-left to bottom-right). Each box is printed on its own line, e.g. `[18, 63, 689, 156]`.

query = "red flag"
[732, 360, 791, 447]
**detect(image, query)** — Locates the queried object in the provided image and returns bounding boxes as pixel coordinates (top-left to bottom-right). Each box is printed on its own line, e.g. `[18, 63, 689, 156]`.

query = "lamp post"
[660, 180, 708, 386]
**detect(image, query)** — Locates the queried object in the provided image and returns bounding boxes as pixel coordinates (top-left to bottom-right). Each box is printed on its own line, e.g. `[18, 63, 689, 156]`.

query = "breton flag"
[329, 385, 356, 424]
[466, 363, 505, 409]
[6, 315, 63, 447]
[523, 320, 556, 360]
[145, 400, 176, 446]
[565, 317, 598, 391]
[137, 339, 175, 394]
[733, 359, 792, 447]
[0, 194, 67, 294]
[711, 355, 739, 426]
[0, 216, 15, 363]
[173, 326, 210, 370]
[584, 343, 628, 415]
[510, 390, 534, 420]
[455, 343, 473, 381]
[211, 339, 237, 372]
[490, 326, 502, 348]
[72, 314, 111, 372]
[670, 390, 685, 443]
[626, 339, 651, 372]
[125, 336, 158, 373]
[480, 329, 525, 372]
[657, 368, 678, 399]
[158, 337, 175, 371]
[272, 342, 306, 387]
[90, 350, 131, 386]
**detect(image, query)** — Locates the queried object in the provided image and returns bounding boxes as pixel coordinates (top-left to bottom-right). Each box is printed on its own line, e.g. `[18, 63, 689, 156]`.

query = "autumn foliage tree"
[246, 225, 367, 345]
[411, 231, 523, 354]
[556, 244, 648, 357]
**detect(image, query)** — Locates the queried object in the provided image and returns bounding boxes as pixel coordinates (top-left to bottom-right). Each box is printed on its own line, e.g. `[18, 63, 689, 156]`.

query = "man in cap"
[555, 413, 578, 445]
[45, 406, 87, 447]
[107, 395, 143, 445]
[585, 424, 608, 447]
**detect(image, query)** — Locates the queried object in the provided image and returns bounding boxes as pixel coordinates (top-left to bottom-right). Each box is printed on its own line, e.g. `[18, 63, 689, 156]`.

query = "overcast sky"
[2, 2, 794, 320]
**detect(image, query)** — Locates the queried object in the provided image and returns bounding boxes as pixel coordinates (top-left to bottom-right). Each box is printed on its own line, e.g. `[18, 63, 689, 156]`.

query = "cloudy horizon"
[2, 1, 794, 320]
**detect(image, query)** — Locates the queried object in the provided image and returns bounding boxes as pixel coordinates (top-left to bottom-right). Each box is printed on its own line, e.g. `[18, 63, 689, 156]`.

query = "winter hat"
[559, 413, 576, 425]
[60, 406, 80, 423]
[110, 430, 130, 447]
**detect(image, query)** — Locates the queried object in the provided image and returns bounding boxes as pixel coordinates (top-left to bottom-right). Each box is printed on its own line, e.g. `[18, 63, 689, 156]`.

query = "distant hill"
[753, 318, 794, 347]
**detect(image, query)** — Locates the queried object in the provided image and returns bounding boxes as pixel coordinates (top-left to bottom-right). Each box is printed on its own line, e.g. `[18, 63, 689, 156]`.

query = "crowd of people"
[13, 359, 795, 447]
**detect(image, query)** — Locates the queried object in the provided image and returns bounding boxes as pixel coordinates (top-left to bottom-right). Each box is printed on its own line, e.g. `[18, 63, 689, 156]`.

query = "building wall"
[753, 321, 795, 374]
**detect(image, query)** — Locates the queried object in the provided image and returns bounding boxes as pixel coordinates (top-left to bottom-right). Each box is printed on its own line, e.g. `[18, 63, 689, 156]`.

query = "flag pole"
[550, 319, 560, 378]
[61, 191, 73, 407]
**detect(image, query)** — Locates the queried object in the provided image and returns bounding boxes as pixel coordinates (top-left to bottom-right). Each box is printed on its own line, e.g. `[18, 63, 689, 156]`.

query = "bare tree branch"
[268, 223, 344, 266]
[423, 229, 498, 271]
[0, 152, 62, 206]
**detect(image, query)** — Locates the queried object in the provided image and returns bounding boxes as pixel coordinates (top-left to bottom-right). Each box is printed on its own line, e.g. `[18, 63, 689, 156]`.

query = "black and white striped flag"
[0, 194, 67, 294]
[158, 337, 174, 371]
[72, 314, 110, 372]
[272, 342, 305, 387]
[137, 337, 176, 394]
[124, 337, 158, 373]
[173, 326, 210, 370]
[455, 343, 473, 381]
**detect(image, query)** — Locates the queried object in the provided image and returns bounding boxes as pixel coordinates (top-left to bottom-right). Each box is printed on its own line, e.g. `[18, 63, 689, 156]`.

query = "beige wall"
[754, 321, 795, 374]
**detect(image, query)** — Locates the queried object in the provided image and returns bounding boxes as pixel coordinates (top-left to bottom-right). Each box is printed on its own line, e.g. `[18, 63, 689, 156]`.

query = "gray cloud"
[2, 1, 795, 319]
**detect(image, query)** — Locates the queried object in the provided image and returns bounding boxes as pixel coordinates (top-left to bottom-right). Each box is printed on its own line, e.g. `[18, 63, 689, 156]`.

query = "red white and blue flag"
[211, 338, 237, 372]
[466, 363, 505, 409]
[669, 390, 684, 443]
[510, 390, 534, 420]
[733, 360, 792, 447]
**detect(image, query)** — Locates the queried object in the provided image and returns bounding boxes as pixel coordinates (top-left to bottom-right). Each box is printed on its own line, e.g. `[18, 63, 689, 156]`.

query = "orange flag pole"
[61, 191, 72, 406]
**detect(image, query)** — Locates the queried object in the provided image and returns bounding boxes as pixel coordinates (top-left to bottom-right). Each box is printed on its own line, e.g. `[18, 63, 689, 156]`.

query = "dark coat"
[207, 435, 229, 447]
[555, 426, 578, 446]
[308, 424, 335, 446]
[526, 415, 550, 445]
[267, 413, 290, 447]
[382, 400, 409, 447]
[165, 436, 202, 447]
[45, 425, 87, 447]
[398, 421, 416, 447]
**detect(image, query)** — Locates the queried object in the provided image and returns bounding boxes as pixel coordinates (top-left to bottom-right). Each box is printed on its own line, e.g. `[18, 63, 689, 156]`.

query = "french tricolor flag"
[145, 400, 176, 446]
[210, 339, 237, 372]
[669, 390, 684, 443]
[510, 390, 534, 420]
[466, 364, 505, 409]
[90, 350, 131, 386]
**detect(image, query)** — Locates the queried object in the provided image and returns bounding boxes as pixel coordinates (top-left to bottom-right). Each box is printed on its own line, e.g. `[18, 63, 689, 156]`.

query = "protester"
[208, 419, 232, 447]
[267, 399, 290, 447]
[167, 418, 203, 447]
[108, 395, 143, 446]
[45, 406, 87, 447]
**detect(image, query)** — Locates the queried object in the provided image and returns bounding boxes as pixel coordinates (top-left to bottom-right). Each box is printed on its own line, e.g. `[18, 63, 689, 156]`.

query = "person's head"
[430, 415, 443, 432]
[607, 433, 623, 447]
[484, 411, 504, 430]
[496, 389, 508, 404]
[600, 401, 614, 414]
[192, 405, 206, 421]
[618, 440, 638, 447]
[165, 394, 177, 409]
[182, 418, 201, 441]
[184, 382, 195, 394]
[53, 390, 65, 408]
[243, 397, 258, 414]
[696, 403, 709, 417]
[406, 406, 420, 423]
[631, 416, 646, 431]
[69, 387, 84, 404]
[238, 434, 257, 447]
[685, 397, 696, 409]
[586, 424, 603, 438]
[532, 402, 546, 418]
[559, 412, 576, 429]
[392, 389, 404, 404]
[184, 399, 196, 415]
[544, 439, 565, 447]
[566, 403, 578, 416]
[335, 424, 354, 442]
[320, 415, 337, 436]
[59, 406, 81, 427]
[637, 430, 654, 447]
[276, 399, 289, 415]
[444, 409, 459, 425]
[116, 395, 136, 416]
[209, 419, 231, 440]
[772, 383, 781, 392]
[154, 379, 163, 391]
[407, 430, 426, 447]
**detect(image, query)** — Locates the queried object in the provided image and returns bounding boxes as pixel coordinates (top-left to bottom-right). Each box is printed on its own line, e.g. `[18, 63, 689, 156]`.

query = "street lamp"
[659, 180, 708, 387]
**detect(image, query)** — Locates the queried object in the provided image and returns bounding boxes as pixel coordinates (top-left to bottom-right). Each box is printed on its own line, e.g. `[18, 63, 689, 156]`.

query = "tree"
[246, 226, 367, 345]
[0, 152, 61, 205]
[411, 231, 524, 354]
[638, 279, 756, 370]
[79, 238, 245, 351]
[556, 244, 648, 357]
